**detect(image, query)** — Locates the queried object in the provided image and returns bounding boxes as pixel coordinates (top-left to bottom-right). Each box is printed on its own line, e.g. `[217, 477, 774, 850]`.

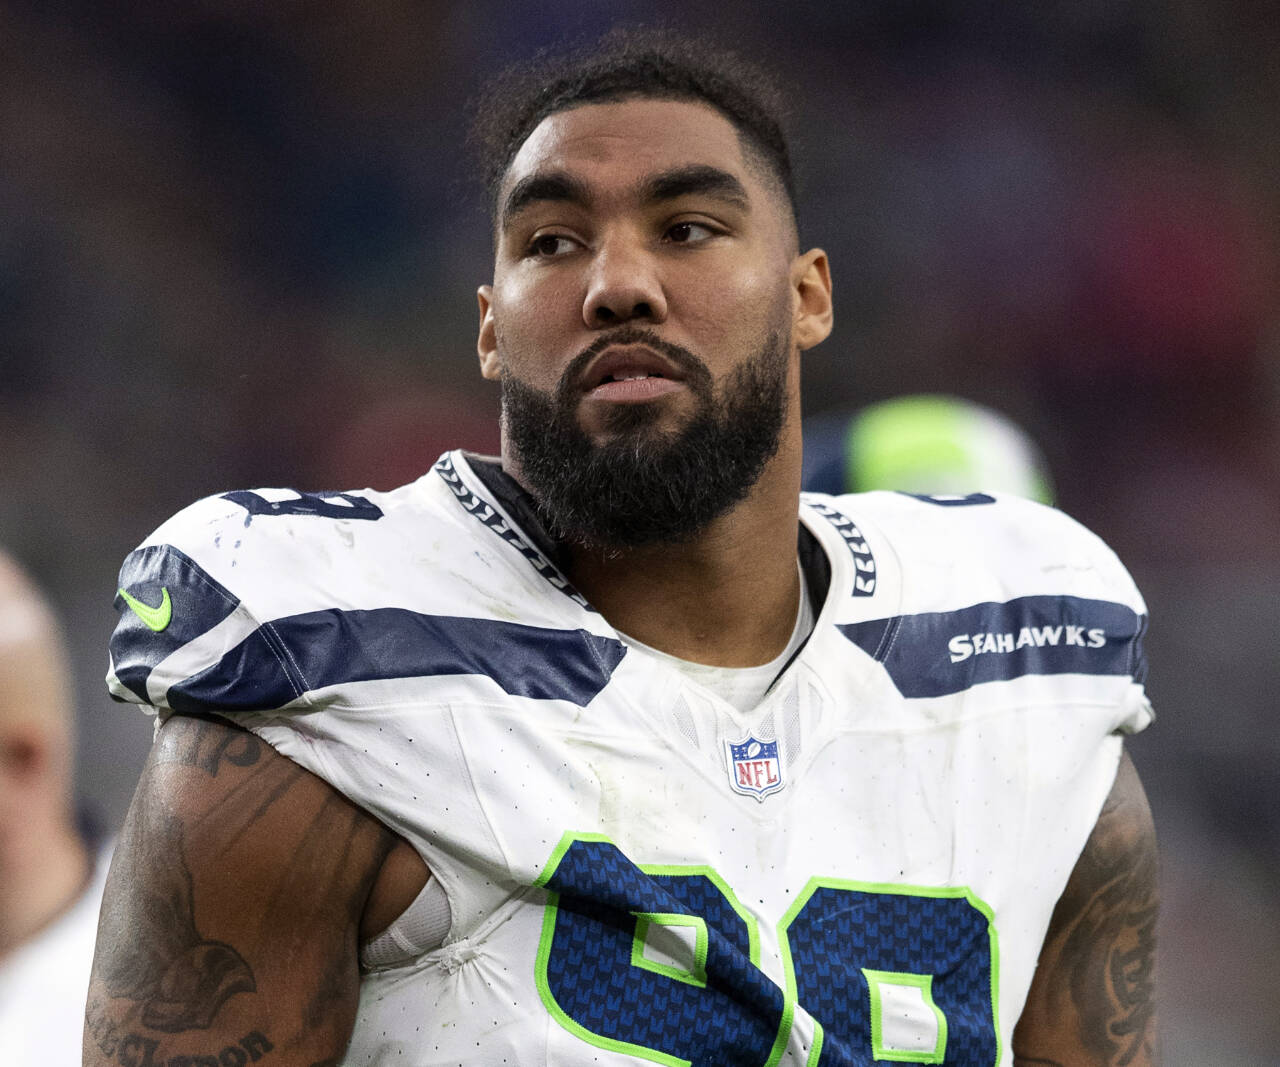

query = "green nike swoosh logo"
[118, 586, 173, 632]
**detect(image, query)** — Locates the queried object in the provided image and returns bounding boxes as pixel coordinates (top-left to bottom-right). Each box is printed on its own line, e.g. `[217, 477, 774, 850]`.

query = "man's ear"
[477, 285, 500, 381]
[791, 249, 833, 351]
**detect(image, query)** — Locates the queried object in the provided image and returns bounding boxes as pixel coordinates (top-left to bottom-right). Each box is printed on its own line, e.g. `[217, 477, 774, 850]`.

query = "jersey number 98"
[536, 834, 999, 1067]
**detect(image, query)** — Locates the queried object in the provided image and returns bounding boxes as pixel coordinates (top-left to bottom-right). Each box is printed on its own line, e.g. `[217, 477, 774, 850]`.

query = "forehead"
[502, 98, 755, 202]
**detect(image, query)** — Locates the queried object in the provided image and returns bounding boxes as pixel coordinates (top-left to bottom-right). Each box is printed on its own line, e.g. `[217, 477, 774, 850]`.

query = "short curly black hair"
[469, 27, 797, 229]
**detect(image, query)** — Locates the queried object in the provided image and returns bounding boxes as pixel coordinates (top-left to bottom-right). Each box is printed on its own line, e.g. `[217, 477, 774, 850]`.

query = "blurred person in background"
[86, 29, 1157, 1067]
[803, 394, 1056, 503]
[0, 550, 109, 1065]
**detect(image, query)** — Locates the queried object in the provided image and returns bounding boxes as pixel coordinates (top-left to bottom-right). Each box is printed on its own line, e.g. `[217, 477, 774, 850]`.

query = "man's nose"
[582, 237, 668, 328]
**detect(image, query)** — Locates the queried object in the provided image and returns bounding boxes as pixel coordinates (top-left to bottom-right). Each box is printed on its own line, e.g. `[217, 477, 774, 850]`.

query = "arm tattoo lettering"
[87, 997, 275, 1065]
[98, 814, 256, 1032]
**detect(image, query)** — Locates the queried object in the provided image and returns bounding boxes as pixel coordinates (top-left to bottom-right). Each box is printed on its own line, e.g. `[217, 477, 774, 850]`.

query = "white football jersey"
[107, 451, 1152, 1067]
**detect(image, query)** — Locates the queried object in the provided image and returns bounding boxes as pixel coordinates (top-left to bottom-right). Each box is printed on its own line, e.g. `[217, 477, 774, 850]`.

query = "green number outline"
[533, 831, 795, 1067]
[777, 877, 1001, 1067]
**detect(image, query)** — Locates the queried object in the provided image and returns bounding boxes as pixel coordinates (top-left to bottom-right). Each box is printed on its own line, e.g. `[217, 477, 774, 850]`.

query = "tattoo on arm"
[88, 713, 391, 1065]
[86, 995, 275, 1065]
[1015, 752, 1159, 1066]
[1061, 771, 1157, 1063]
[153, 711, 265, 777]
[97, 813, 257, 1032]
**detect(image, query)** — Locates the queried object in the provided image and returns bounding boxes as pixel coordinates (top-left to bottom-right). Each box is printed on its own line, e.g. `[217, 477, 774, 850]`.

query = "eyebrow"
[501, 171, 591, 230]
[500, 164, 751, 231]
[642, 164, 750, 210]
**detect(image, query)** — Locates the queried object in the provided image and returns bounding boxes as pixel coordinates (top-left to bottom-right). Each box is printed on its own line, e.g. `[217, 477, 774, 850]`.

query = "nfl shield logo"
[726, 735, 785, 802]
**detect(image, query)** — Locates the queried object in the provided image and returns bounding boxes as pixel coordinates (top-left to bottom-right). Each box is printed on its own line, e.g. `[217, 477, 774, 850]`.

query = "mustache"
[558, 326, 713, 401]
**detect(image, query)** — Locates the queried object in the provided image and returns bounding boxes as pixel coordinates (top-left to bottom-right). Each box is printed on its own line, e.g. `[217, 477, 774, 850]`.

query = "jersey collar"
[445, 451, 835, 621]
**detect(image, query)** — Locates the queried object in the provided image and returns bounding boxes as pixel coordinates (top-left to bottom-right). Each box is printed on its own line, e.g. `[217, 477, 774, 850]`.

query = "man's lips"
[578, 345, 688, 402]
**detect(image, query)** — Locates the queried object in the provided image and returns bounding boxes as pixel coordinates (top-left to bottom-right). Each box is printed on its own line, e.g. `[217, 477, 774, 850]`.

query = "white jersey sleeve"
[107, 486, 394, 716]
[815, 488, 1153, 736]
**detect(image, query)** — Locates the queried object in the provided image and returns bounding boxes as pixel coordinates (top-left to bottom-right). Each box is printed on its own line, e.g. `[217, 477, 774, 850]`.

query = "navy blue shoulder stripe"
[838, 595, 1146, 699]
[166, 609, 627, 714]
[110, 544, 242, 704]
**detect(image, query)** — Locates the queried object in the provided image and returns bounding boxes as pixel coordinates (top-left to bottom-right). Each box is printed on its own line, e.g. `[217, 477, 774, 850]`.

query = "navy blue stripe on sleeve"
[166, 609, 628, 713]
[110, 545, 243, 704]
[838, 595, 1145, 699]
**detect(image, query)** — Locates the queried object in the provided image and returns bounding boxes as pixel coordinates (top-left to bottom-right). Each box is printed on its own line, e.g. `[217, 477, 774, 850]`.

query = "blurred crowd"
[1, 1, 1277, 1060]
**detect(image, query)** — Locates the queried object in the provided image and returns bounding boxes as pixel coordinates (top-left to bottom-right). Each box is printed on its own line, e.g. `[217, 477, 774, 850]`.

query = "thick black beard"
[501, 327, 789, 551]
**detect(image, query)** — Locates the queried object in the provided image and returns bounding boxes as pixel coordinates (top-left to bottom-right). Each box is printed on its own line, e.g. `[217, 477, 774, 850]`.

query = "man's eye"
[665, 221, 718, 244]
[528, 234, 577, 258]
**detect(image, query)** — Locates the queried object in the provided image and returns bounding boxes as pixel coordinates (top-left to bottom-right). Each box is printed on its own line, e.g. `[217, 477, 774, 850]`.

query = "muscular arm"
[83, 713, 397, 1067]
[1013, 750, 1159, 1066]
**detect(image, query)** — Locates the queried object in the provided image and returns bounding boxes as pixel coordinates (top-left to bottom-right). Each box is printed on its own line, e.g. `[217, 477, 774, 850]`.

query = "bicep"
[84, 713, 394, 1067]
[1013, 749, 1159, 1066]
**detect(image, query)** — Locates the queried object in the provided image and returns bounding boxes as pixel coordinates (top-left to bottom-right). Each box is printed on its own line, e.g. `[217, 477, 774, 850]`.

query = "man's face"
[476, 98, 830, 547]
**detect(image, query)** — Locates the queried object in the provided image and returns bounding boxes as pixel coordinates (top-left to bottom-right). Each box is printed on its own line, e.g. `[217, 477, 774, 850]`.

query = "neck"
[562, 447, 803, 667]
[0, 813, 89, 959]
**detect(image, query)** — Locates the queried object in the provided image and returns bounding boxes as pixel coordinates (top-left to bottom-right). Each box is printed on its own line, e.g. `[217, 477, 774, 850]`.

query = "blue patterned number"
[536, 836, 786, 1067]
[537, 839, 999, 1067]
[901, 492, 996, 507]
[222, 490, 384, 520]
[782, 882, 997, 1065]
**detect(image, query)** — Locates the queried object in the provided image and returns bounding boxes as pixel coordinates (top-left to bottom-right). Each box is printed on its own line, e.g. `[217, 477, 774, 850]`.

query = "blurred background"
[1, 0, 1276, 1061]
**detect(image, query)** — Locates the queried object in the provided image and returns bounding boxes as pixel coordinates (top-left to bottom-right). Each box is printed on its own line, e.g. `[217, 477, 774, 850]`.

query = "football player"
[88, 30, 1157, 1067]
